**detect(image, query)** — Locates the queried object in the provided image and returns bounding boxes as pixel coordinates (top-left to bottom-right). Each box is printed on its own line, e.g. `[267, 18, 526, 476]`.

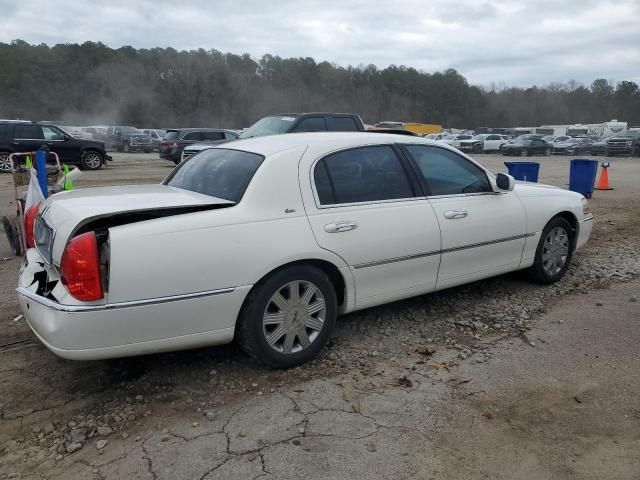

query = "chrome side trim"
[353, 232, 536, 270]
[16, 287, 236, 313]
[579, 215, 594, 222]
[353, 250, 440, 269]
[441, 232, 536, 254]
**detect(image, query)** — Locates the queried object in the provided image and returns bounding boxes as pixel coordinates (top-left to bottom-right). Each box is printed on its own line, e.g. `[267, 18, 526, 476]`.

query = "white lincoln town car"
[17, 132, 593, 367]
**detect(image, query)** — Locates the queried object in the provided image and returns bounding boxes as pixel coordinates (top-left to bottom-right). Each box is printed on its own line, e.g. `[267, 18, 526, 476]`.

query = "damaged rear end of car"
[16, 183, 240, 360]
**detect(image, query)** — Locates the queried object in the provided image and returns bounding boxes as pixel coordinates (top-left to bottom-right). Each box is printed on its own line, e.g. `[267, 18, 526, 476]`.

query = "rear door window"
[314, 145, 414, 205]
[182, 132, 201, 141]
[14, 125, 44, 139]
[326, 116, 359, 131]
[165, 149, 264, 202]
[404, 145, 491, 196]
[0, 124, 8, 137]
[293, 117, 327, 132]
[201, 131, 225, 141]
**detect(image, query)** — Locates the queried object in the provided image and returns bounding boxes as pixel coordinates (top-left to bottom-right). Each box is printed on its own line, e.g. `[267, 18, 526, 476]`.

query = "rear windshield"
[239, 116, 297, 138]
[164, 148, 264, 202]
[164, 130, 179, 140]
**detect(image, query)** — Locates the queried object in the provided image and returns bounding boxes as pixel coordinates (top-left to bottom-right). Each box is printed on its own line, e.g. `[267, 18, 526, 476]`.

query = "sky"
[0, 0, 638, 87]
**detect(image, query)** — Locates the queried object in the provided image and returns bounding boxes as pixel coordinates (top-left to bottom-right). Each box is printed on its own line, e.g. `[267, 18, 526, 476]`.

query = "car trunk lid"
[37, 184, 234, 265]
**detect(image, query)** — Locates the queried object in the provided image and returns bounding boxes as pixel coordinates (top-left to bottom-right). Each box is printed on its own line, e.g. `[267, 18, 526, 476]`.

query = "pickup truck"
[606, 129, 640, 157]
[106, 126, 153, 153]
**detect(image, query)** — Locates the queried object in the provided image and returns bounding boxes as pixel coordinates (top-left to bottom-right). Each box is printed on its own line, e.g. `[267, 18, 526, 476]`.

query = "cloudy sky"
[1, 0, 638, 87]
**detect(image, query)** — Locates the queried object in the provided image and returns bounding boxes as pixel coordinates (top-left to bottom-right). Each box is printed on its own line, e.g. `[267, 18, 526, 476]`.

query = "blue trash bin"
[504, 162, 540, 182]
[569, 159, 599, 198]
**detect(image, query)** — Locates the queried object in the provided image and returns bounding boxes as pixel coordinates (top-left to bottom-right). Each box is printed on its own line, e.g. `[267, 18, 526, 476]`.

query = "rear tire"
[528, 217, 574, 284]
[2, 216, 23, 256]
[236, 265, 338, 368]
[520, 149, 528, 157]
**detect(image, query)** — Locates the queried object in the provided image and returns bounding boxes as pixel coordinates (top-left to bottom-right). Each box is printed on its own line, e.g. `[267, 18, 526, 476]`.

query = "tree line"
[1, 40, 639, 130]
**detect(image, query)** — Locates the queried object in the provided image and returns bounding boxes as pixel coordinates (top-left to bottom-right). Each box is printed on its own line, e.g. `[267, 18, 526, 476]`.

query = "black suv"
[0, 121, 110, 171]
[239, 112, 365, 139]
[606, 129, 640, 157]
[159, 128, 238, 164]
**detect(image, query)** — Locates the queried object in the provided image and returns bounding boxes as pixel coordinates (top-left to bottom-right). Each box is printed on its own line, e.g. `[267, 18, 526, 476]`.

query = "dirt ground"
[1, 151, 639, 479]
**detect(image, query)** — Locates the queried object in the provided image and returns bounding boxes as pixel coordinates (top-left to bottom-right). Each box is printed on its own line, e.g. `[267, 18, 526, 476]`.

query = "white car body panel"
[429, 191, 527, 289]
[17, 132, 593, 360]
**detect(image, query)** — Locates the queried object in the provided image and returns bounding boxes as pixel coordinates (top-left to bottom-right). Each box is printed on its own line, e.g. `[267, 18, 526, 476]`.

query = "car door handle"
[444, 210, 468, 220]
[325, 222, 358, 233]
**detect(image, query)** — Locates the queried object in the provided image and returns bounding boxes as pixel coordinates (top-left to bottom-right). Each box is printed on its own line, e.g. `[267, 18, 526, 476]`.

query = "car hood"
[39, 184, 234, 264]
[513, 182, 575, 198]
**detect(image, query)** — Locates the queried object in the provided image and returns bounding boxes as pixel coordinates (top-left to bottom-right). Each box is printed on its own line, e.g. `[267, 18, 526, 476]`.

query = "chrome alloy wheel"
[0, 152, 11, 172]
[262, 281, 326, 354]
[83, 152, 102, 169]
[542, 226, 570, 276]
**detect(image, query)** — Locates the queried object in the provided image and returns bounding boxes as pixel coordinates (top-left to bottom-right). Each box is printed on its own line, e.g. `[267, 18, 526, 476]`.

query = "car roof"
[216, 131, 447, 157]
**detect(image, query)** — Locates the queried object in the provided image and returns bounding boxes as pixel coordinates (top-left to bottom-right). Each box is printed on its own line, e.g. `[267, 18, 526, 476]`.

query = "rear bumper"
[17, 262, 251, 360]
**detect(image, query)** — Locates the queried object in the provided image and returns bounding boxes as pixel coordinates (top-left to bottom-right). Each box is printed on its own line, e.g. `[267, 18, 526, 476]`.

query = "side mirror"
[496, 173, 515, 191]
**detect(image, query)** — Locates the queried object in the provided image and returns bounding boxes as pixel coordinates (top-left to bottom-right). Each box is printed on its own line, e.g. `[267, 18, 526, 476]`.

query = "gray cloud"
[0, 0, 638, 86]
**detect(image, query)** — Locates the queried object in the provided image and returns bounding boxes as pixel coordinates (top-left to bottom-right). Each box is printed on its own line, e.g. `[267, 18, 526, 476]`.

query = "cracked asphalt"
[1, 153, 640, 479]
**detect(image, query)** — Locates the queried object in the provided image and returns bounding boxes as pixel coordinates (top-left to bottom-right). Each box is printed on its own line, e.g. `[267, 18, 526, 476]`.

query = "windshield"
[619, 130, 640, 138]
[239, 116, 297, 138]
[164, 148, 264, 202]
[513, 138, 531, 145]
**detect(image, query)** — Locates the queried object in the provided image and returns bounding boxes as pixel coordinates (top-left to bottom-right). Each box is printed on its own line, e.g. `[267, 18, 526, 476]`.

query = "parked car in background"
[106, 126, 153, 153]
[57, 126, 93, 140]
[459, 134, 509, 154]
[142, 129, 166, 152]
[81, 126, 109, 142]
[606, 129, 640, 157]
[0, 120, 110, 171]
[552, 137, 596, 155]
[589, 136, 610, 155]
[16, 132, 592, 368]
[439, 134, 473, 148]
[501, 135, 551, 157]
[160, 128, 238, 164]
[239, 113, 365, 139]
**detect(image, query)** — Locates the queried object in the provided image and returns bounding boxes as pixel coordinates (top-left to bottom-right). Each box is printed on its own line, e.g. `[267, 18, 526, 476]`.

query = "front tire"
[0, 151, 12, 172]
[81, 150, 103, 170]
[528, 217, 574, 284]
[520, 149, 529, 157]
[236, 265, 338, 368]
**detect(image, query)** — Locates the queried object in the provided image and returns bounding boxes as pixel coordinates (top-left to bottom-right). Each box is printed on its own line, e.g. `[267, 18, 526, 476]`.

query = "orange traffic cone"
[595, 161, 613, 190]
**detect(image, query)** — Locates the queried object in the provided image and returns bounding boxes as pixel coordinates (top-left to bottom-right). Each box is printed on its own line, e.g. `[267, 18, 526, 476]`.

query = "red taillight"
[60, 232, 104, 301]
[24, 202, 41, 248]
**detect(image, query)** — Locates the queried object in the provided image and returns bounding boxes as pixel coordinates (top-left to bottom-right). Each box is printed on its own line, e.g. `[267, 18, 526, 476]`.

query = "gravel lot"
[1, 151, 639, 479]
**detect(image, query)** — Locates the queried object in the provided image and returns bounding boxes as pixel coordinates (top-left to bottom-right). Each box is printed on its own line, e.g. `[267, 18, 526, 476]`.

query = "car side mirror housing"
[496, 173, 515, 191]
